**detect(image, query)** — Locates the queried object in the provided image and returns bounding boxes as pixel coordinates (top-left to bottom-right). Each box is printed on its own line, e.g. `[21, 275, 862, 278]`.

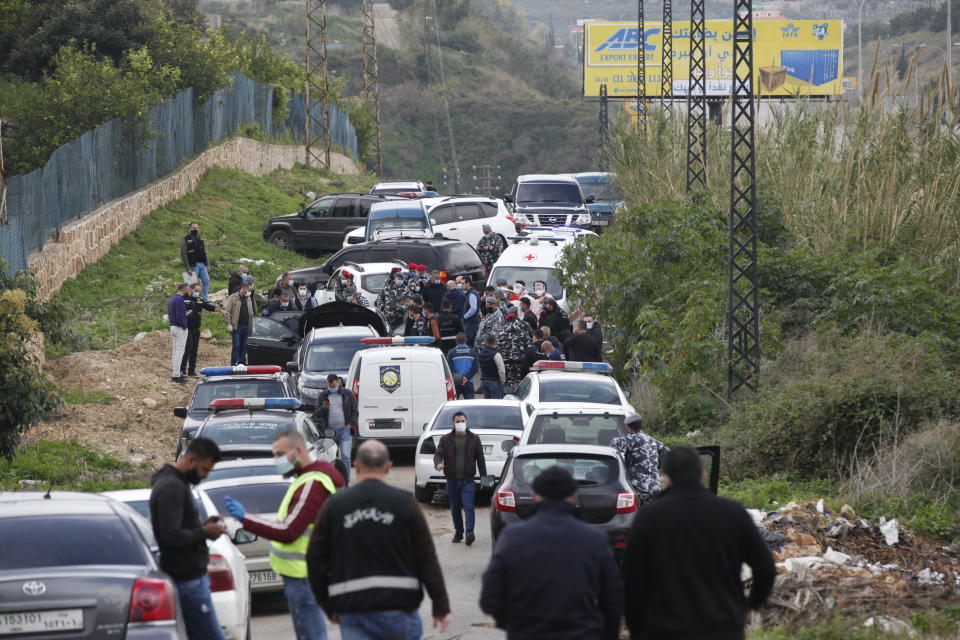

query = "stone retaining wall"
[29, 137, 358, 300]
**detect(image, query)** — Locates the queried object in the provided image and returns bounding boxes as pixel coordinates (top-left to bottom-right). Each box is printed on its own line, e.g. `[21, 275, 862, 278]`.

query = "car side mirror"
[173, 407, 188, 418]
[584, 195, 596, 204]
[501, 439, 517, 452]
[347, 236, 363, 244]
[286, 360, 299, 373]
[430, 218, 438, 226]
[232, 529, 258, 545]
[623, 390, 632, 399]
[503, 194, 514, 203]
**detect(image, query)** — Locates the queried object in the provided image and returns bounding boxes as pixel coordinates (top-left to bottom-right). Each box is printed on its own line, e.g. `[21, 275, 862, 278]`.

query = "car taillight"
[351, 379, 359, 399]
[506, 215, 515, 223]
[445, 377, 455, 401]
[495, 490, 516, 512]
[207, 554, 235, 592]
[616, 492, 637, 514]
[128, 577, 177, 623]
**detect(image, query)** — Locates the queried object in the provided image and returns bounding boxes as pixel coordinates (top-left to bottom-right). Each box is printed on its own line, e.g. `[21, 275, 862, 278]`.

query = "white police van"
[345, 337, 456, 446]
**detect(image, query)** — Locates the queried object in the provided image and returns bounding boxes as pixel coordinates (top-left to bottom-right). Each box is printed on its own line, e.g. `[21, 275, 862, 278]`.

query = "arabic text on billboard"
[582, 19, 844, 98]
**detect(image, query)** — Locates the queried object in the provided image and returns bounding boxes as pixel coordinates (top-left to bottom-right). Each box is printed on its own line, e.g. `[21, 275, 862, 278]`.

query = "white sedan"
[102, 488, 252, 640]
[414, 399, 528, 503]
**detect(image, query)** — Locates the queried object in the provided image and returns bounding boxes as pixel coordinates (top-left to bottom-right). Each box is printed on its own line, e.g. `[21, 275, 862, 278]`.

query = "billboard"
[582, 19, 844, 98]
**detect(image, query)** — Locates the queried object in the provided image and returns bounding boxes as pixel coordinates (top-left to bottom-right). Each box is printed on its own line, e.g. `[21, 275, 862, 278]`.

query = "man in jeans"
[180, 221, 211, 300]
[167, 283, 190, 383]
[149, 437, 227, 640]
[224, 429, 345, 640]
[224, 276, 256, 366]
[433, 411, 487, 545]
[307, 440, 451, 640]
[314, 374, 358, 484]
[447, 333, 479, 399]
[477, 334, 506, 399]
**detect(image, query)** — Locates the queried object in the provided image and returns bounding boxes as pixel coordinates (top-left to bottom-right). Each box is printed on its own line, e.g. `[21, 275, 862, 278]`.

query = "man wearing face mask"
[265, 290, 294, 316]
[278, 272, 297, 300]
[423, 270, 446, 312]
[442, 278, 466, 317]
[477, 225, 505, 273]
[433, 412, 487, 545]
[314, 374, 359, 483]
[333, 271, 354, 303]
[476, 296, 504, 347]
[150, 438, 226, 640]
[295, 285, 318, 312]
[180, 221, 210, 300]
[181, 283, 220, 378]
[461, 277, 482, 345]
[224, 276, 257, 365]
[376, 267, 407, 331]
[224, 430, 344, 640]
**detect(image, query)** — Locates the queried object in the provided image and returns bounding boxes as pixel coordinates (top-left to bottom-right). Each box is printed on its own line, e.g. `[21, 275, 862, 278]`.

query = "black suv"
[263, 193, 396, 254]
[283, 238, 486, 290]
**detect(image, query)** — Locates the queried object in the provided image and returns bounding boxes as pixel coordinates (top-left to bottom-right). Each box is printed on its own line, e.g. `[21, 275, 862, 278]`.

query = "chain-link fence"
[1, 73, 358, 274]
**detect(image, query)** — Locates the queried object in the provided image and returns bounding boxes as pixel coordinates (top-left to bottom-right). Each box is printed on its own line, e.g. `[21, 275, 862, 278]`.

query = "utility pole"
[948, 0, 953, 91]
[305, 0, 330, 168]
[661, 0, 674, 115]
[686, 0, 707, 190]
[636, 0, 647, 134]
[857, 0, 866, 100]
[471, 165, 501, 197]
[728, 0, 760, 397]
[599, 83, 609, 171]
[361, 0, 384, 175]
[0, 119, 7, 225]
[429, 0, 461, 192]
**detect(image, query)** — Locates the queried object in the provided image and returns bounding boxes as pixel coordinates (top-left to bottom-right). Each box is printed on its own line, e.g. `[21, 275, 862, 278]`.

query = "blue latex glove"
[224, 496, 245, 521]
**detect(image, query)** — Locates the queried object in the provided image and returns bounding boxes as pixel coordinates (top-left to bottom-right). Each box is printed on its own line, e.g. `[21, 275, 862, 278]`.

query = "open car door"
[247, 311, 304, 366]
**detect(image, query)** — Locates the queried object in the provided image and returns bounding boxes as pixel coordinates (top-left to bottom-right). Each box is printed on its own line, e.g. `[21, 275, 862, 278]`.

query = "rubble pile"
[752, 500, 960, 630]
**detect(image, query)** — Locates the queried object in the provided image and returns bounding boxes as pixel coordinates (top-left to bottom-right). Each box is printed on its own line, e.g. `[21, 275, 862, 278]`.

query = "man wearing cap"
[376, 268, 407, 332]
[610, 414, 669, 505]
[480, 466, 623, 639]
[497, 307, 533, 387]
[476, 296, 504, 347]
[433, 411, 487, 545]
[477, 225, 505, 273]
[224, 276, 256, 366]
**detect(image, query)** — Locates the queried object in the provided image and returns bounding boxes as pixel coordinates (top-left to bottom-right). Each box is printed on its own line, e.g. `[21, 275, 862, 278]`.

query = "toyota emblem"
[22, 581, 46, 596]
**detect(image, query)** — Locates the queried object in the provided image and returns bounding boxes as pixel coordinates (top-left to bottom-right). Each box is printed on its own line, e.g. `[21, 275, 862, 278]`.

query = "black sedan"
[490, 444, 637, 559]
[0, 491, 186, 639]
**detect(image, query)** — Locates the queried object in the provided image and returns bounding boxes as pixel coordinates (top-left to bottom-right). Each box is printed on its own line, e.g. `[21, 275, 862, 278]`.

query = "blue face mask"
[328, 386, 339, 394]
[191, 291, 200, 298]
[273, 453, 295, 476]
[456, 283, 463, 290]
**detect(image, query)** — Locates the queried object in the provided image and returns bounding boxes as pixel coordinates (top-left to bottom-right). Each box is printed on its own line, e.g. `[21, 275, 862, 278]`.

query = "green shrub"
[0, 440, 135, 489]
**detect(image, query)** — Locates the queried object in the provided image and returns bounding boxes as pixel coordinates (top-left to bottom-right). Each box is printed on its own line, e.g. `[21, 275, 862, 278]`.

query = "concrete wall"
[29, 137, 359, 300]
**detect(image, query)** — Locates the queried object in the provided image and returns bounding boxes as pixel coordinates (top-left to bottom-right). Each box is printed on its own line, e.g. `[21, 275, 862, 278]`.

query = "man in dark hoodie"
[149, 437, 226, 640]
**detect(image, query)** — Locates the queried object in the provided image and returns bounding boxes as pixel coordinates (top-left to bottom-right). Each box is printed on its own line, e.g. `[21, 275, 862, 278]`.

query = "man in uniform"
[343, 284, 369, 308]
[181, 282, 221, 378]
[610, 413, 670, 505]
[225, 430, 344, 640]
[477, 225, 505, 273]
[497, 308, 533, 387]
[476, 296, 504, 347]
[376, 267, 407, 332]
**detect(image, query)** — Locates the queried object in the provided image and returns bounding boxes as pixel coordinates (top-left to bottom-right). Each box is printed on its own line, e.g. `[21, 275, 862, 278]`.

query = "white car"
[370, 180, 426, 196]
[198, 475, 294, 594]
[344, 195, 516, 250]
[413, 400, 528, 503]
[102, 489, 252, 640]
[519, 403, 632, 447]
[313, 261, 409, 312]
[507, 360, 635, 412]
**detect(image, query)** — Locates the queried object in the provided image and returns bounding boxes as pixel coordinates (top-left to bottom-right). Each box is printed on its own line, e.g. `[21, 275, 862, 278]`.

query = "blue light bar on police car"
[532, 361, 613, 373]
[209, 397, 301, 410]
[200, 365, 282, 376]
[360, 336, 435, 345]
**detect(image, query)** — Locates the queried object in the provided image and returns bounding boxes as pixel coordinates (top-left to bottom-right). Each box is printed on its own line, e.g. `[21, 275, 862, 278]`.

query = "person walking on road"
[433, 411, 487, 545]
[461, 277, 482, 346]
[224, 430, 345, 640]
[564, 320, 603, 362]
[181, 282, 220, 378]
[480, 466, 623, 640]
[610, 414, 669, 505]
[168, 283, 190, 383]
[224, 276, 256, 365]
[478, 334, 506, 399]
[447, 333, 479, 399]
[307, 440, 452, 640]
[180, 222, 211, 300]
[149, 437, 227, 640]
[313, 374, 359, 484]
[623, 447, 776, 640]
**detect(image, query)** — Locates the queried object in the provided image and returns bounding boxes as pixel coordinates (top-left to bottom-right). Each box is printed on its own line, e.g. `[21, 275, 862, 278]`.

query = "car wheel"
[269, 230, 291, 249]
[414, 484, 434, 503]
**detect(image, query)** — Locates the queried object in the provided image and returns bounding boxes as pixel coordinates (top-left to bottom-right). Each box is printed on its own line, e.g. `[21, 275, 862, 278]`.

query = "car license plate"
[250, 570, 280, 585]
[482, 445, 492, 455]
[595, 220, 610, 226]
[371, 420, 401, 430]
[0, 609, 84, 635]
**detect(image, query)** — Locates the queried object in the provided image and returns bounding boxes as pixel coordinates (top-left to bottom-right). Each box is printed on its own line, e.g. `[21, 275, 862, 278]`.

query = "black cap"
[533, 466, 577, 500]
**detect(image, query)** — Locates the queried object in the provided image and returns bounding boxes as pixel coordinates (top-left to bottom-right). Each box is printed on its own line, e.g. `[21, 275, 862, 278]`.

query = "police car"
[191, 398, 338, 463]
[345, 336, 455, 446]
[172, 366, 298, 459]
[507, 361, 634, 413]
[518, 403, 632, 447]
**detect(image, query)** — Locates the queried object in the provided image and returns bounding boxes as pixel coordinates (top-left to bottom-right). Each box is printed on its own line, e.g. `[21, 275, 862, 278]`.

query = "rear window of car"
[204, 483, 290, 515]
[118, 498, 207, 521]
[436, 243, 482, 273]
[361, 273, 390, 294]
[306, 342, 373, 372]
[526, 413, 626, 446]
[513, 455, 618, 486]
[431, 405, 523, 431]
[201, 419, 291, 445]
[0, 516, 145, 569]
[203, 466, 276, 483]
[192, 380, 286, 412]
[538, 378, 620, 405]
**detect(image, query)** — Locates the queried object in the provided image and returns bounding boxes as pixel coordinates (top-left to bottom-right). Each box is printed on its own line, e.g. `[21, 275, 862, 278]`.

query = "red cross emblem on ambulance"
[523, 253, 536, 262]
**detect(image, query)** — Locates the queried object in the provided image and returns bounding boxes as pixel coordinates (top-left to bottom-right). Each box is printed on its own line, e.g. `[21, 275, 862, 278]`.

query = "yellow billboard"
[583, 19, 844, 98]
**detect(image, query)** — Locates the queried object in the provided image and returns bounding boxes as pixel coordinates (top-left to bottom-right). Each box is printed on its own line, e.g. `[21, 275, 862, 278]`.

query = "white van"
[487, 229, 596, 315]
[346, 337, 456, 445]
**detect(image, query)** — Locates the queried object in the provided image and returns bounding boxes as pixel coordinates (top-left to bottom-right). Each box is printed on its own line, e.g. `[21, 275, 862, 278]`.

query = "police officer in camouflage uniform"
[376, 268, 407, 331]
[497, 308, 533, 386]
[610, 414, 670, 505]
[476, 296, 504, 347]
[477, 225, 505, 273]
[334, 271, 355, 303]
[343, 284, 369, 308]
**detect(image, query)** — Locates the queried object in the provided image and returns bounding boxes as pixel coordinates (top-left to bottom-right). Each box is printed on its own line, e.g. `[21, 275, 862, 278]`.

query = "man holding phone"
[313, 374, 359, 484]
[149, 437, 227, 640]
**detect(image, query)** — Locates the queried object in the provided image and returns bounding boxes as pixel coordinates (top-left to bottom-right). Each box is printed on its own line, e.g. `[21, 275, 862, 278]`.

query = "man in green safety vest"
[224, 429, 344, 640]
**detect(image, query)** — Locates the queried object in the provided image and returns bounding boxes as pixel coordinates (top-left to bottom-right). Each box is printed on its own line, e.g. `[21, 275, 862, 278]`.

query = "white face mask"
[244, 291, 251, 297]
[299, 290, 309, 298]
[454, 421, 467, 433]
[287, 279, 294, 287]
[535, 286, 545, 294]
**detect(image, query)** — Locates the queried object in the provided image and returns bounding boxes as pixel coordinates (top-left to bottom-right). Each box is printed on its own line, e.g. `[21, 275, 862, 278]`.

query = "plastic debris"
[863, 616, 916, 637]
[880, 519, 900, 546]
[822, 548, 851, 566]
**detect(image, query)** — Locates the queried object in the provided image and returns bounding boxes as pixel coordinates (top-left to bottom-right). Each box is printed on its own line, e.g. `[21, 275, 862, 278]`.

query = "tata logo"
[780, 23, 800, 38]
[594, 27, 661, 52]
[812, 23, 829, 40]
[23, 581, 46, 596]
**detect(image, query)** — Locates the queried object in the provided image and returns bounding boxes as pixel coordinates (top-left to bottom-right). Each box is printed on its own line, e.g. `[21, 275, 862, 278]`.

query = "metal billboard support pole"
[362, 0, 384, 175]
[305, 0, 331, 168]
[599, 83, 609, 170]
[728, 0, 760, 398]
[686, 0, 707, 190]
[661, 0, 673, 116]
[636, 0, 647, 134]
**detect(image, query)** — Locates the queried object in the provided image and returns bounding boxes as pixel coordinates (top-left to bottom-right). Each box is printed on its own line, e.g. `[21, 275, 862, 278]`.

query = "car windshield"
[201, 418, 291, 446]
[204, 483, 290, 515]
[526, 413, 626, 446]
[577, 181, 619, 201]
[192, 380, 286, 412]
[361, 273, 391, 294]
[204, 465, 276, 483]
[488, 266, 563, 300]
[306, 342, 373, 373]
[0, 516, 145, 569]
[118, 498, 207, 520]
[431, 405, 523, 431]
[538, 378, 621, 405]
[513, 455, 619, 486]
[516, 183, 582, 204]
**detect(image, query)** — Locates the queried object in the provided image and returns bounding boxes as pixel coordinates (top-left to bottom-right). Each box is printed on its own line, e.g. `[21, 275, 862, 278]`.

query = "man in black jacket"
[149, 437, 226, 640]
[313, 374, 359, 484]
[228, 264, 249, 295]
[480, 466, 623, 639]
[433, 411, 487, 545]
[307, 440, 451, 639]
[180, 221, 210, 300]
[181, 282, 221, 377]
[564, 320, 603, 362]
[623, 447, 776, 640]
